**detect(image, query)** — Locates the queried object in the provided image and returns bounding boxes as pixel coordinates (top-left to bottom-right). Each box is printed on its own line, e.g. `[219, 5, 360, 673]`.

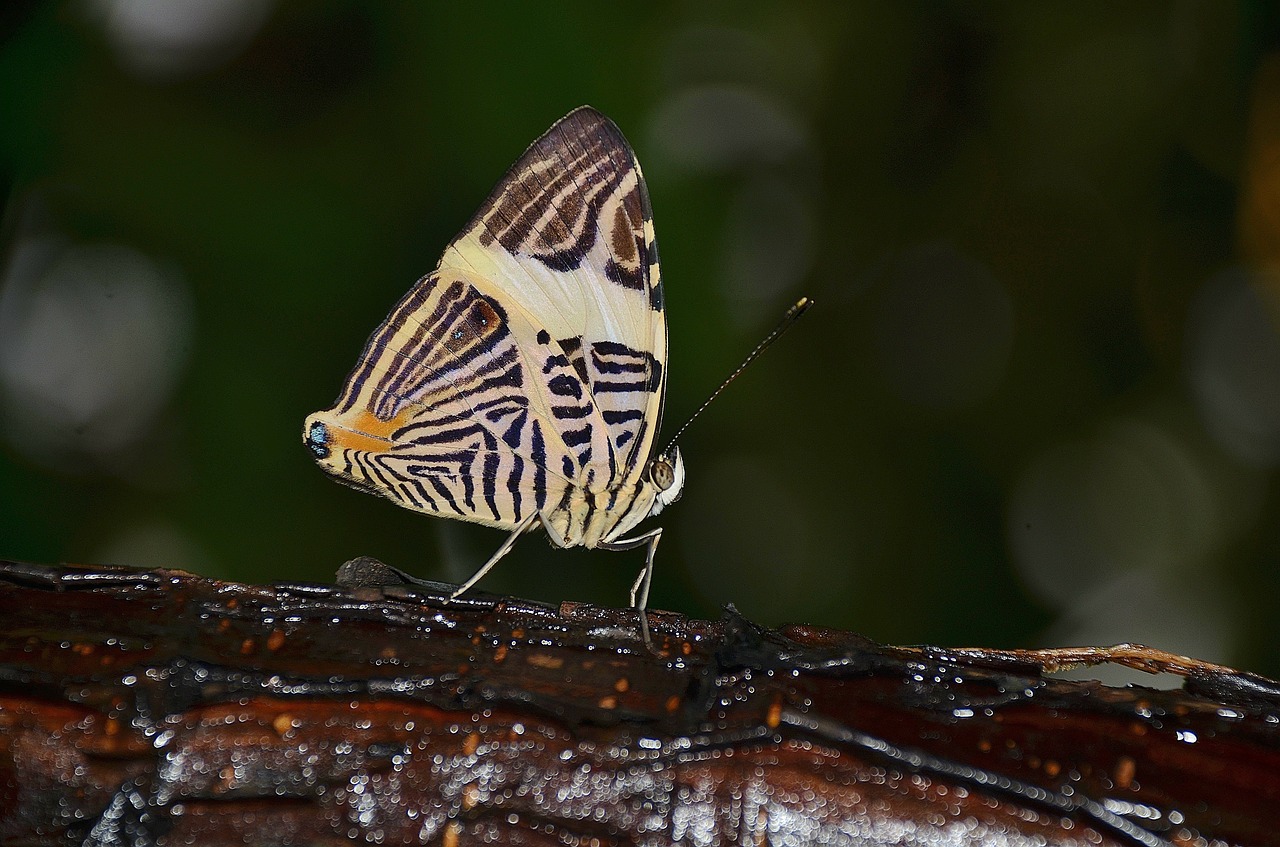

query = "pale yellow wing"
[439, 106, 668, 485]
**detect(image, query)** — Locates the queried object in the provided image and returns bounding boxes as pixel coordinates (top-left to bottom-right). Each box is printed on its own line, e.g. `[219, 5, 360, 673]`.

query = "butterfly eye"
[649, 459, 675, 491]
[306, 421, 331, 459]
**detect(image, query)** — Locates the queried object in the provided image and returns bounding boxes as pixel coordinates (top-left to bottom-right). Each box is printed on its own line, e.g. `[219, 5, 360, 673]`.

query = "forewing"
[439, 106, 667, 483]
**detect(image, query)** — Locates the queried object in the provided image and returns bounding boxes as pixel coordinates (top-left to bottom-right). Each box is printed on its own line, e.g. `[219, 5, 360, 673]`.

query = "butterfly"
[304, 106, 683, 614]
[303, 106, 809, 625]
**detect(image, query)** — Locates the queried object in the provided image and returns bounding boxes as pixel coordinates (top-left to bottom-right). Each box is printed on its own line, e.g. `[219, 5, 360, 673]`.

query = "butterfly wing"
[306, 272, 613, 532]
[439, 106, 668, 485]
[306, 107, 666, 546]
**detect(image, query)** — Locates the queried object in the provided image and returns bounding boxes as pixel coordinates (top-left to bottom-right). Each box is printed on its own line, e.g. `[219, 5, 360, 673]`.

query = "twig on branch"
[0, 558, 1277, 846]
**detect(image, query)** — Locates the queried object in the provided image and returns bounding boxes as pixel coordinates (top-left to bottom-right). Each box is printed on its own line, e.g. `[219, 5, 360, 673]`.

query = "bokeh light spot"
[1187, 268, 1280, 466]
[0, 239, 193, 471]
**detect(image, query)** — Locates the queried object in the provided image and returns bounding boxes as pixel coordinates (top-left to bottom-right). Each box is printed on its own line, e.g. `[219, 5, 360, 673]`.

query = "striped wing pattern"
[305, 107, 668, 549]
[441, 107, 667, 481]
[314, 272, 615, 531]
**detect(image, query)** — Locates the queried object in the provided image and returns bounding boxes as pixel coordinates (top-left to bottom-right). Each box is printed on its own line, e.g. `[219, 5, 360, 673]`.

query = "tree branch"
[0, 558, 1276, 846]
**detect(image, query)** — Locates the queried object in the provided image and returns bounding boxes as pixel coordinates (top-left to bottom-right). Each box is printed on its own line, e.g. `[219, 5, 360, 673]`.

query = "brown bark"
[0, 557, 1277, 846]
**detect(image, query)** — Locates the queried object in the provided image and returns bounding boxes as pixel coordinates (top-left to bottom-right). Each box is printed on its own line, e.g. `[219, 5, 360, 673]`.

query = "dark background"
[2, 2, 1279, 676]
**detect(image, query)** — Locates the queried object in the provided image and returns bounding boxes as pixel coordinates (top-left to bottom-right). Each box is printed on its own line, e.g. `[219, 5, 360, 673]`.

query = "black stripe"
[592, 380, 649, 393]
[461, 453, 476, 510]
[555, 482, 577, 538]
[592, 340, 641, 356]
[393, 410, 473, 440]
[410, 480, 442, 511]
[542, 353, 570, 374]
[491, 155, 606, 264]
[473, 393, 529, 412]
[413, 423, 483, 445]
[487, 362, 523, 389]
[548, 374, 582, 398]
[433, 360, 524, 412]
[562, 425, 592, 447]
[483, 452, 501, 520]
[398, 482, 425, 509]
[592, 358, 647, 374]
[532, 421, 547, 511]
[552, 405, 592, 419]
[557, 337, 591, 386]
[362, 454, 399, 493]
[403, 462, 459, 477]
[426, 476, 465, 515]
[405, 476, 438, 511]
[604, 256, 644, 291]
[448, 358, 523, 401]
[502, 409, 527, 449]
[631, 421, 649, 464]
[646, 357, 663, 392]
[509, 455, 524, 521]
[360, 458, 404, 504]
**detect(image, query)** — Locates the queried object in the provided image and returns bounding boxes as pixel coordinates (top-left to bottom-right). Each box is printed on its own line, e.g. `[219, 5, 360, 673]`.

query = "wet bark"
[0, 557, 1277, 846]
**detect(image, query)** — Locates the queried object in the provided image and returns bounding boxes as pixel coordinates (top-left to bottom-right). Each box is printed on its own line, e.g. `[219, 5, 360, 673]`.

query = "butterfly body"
[305, 107, 683, 607]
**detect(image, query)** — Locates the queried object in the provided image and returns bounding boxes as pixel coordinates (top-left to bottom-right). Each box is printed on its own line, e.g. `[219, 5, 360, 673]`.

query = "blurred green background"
[2, 2, 1279, 675]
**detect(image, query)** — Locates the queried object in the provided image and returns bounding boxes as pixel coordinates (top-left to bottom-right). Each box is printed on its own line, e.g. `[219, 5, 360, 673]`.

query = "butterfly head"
[647, 447, 685, 517]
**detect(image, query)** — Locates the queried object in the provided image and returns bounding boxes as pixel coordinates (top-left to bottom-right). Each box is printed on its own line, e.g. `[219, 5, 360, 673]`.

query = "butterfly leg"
[599, 528, 662, 646]
[448, 512, 539, 601]
[600, 528, 662, 609]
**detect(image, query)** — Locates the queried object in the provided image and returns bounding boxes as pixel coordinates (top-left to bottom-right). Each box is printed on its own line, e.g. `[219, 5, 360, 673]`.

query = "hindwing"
[317, 272, 616, 530]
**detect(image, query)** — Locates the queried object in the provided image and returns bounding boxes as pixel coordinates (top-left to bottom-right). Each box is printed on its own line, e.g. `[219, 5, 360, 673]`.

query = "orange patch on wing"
[328, 408, 407, 453]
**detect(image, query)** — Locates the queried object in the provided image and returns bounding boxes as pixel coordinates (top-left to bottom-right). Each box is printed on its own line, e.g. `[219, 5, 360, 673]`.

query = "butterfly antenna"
[661, 297, 813, 456]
